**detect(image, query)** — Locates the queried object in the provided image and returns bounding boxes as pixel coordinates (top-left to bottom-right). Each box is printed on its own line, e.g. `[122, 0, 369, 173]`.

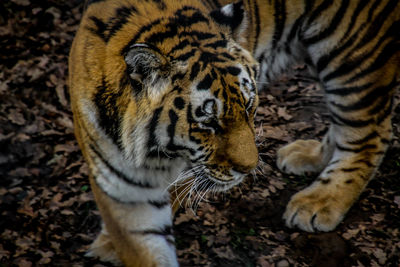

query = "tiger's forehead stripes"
[120, 5, 217, 56]
[87, 5, 139, 43]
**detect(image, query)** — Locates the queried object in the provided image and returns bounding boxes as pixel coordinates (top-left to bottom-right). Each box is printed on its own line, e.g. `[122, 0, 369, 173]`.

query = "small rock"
[276, 259, 289, 267]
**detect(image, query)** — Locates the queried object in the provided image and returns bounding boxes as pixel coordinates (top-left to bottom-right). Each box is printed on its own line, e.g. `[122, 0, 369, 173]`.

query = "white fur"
[237, 64, 256, 101]
[190, 83, 223, 119]
[221, 4, 234, 16]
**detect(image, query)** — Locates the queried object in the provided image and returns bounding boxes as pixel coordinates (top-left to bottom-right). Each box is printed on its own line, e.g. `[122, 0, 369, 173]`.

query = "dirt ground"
[1, 1, 399, 266]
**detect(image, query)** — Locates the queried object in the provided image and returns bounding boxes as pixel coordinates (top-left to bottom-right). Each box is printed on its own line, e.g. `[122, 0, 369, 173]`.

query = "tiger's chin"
[206, 173, 246, 192]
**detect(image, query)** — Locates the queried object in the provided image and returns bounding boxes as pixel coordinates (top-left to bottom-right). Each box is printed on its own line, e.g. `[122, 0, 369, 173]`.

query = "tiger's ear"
[124, 44, 171, 95]
[209, 1, 248, 43]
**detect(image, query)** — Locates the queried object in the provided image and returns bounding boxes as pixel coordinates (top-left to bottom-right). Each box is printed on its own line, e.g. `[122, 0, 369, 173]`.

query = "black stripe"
[89, 144, 155, 188]
[226, 66, 241, 76]
[148, 200, 169, 208]
[106, 6, 138, 42]
[328, 79, 396, 112]
[93, 78, 123, 148]
[199, 51, 226, 64]
[167, 109, 178, 140]
[350, 0, 396, 54]
[180, 30, 216, 41]
[287, 16, 304, 43]
[353, 159, 375, 168]
[338, 0, 369, 44]
[303, 0, 349, 45]
[220, 52, 236, 61]
[325, 82, 373, 96]
[307, 0, 334, 26]
[190, 61, 201, 80]
[92, 177, 138, 204]
[369, 95, 390, 116]
[87, 16, 107, 42]
[169, 39, 192, 54]
[327, 159, 340, 167]
[197, 74, 213, 90]
[147, 107, 163, 152]
[336, 143, 377, 153]
[288, 0, 314, 42]
[166, 110, 196, 155]
[204, 39, 227, 49]
[322, 49, 377, 83]
[131, 226, 173, 237]
[329, 111, 374, 127]
[146, 10, 209, 44]
[347, 131, 379, 145]
[122, 6, 209, 55]
[228, 84, 239, 96]
[317, 178, 331, 184]
[377, 96, 394, 124]
[336, 2, 399, 83]
[252, 1, 261, 53]
[346, 38, 399, 84]
[316, 24, 365, 72]
[175, 48, 197, 61]
[130, 225, 175, 245]
[272, 0, 286, 49]
[87, 6, 137, 43]
[143, 226, 173, 236]
[122, 18, 162, 56]
[367, 0, 382, 22]
[145, 28, 178, 44]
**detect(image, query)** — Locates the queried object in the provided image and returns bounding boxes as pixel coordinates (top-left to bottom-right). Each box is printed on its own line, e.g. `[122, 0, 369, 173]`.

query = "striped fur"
[69, 0, 399, 265]
[69, 0, 259, 265]
[234, 0, 400, 233]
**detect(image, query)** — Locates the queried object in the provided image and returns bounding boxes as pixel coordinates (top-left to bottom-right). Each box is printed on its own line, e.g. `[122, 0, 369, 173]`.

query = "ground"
[1, 1, 399, 266]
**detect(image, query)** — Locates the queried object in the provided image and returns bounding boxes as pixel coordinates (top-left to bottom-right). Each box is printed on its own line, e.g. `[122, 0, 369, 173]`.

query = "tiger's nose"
[226, 124, 258, 174]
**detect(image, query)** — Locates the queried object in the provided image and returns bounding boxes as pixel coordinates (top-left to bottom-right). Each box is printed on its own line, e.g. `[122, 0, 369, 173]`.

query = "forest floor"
[1, 1, 399, 266]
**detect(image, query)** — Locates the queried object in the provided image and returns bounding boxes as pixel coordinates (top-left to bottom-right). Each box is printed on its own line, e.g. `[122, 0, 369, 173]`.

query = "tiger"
[69, 0, 400, 266]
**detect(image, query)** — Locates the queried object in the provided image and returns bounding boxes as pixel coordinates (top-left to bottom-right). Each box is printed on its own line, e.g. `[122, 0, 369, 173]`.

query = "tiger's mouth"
[170, 165, 247, 210]
[171, 165, 246, 194]
[204, 168, 246, 191]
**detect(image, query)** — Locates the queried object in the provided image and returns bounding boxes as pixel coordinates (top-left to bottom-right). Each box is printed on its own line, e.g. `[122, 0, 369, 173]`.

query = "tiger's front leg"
[88, 175, 178, 267]
[279, 92, 393, 232]
[87, 164, 178, 267]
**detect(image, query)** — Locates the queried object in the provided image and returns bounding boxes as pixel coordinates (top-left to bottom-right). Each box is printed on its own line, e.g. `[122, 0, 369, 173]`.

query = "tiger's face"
[122, 40, 259, 191]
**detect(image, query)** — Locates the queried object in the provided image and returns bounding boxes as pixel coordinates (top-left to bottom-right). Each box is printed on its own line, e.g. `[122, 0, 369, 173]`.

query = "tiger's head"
[98, 1, 259, 191]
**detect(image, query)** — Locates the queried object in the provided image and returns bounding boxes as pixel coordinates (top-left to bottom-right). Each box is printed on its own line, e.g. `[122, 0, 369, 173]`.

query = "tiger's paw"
[283, 184, 348, 232]
[86, 227, 122, 266]
[277, 140, 325, 175]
